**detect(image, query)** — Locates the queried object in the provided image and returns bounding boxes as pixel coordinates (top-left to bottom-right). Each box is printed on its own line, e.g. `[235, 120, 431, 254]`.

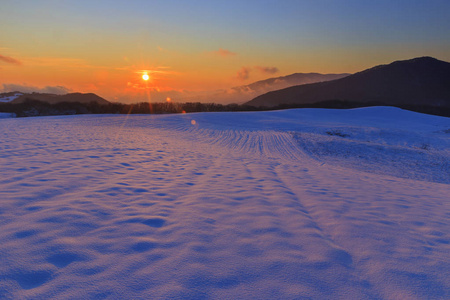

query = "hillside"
[0, 92, 110, 105]
[183, 73, 349, 104]
[246, 57, 450, 108]
[231, 72, 349, 95]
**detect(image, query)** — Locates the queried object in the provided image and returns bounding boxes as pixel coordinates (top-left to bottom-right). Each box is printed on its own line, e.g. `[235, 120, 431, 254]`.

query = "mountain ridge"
[182, 72, 350, 104]
[238, 72, 350, 93]
[0, 92, 110, 105]
[245, 57, 450, 108]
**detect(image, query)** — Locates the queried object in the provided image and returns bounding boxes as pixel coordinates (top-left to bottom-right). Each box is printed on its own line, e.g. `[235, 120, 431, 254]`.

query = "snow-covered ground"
[0, 113, 15, 119]
[0, 107, 449, 299]
[0, 93, 23, 103]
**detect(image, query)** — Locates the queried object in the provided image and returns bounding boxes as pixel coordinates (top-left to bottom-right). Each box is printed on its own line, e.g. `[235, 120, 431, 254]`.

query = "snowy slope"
[0, 107, 449, 299]
[0, 113, 15, 119]
[0, 93, 23, 103]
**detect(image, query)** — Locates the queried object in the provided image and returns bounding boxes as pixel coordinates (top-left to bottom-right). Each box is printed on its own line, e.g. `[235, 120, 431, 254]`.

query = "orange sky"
[1, 1, 450, 103]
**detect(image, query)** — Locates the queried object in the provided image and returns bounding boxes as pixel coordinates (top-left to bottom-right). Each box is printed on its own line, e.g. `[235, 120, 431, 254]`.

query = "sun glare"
[142, 73, 149, 81]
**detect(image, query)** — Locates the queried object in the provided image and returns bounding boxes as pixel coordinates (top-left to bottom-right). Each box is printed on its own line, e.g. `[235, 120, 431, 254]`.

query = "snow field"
[0, 107, 449, 299]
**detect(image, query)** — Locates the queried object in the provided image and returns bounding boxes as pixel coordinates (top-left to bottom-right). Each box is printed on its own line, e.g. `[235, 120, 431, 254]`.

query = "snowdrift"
[0, 107, 449, 299]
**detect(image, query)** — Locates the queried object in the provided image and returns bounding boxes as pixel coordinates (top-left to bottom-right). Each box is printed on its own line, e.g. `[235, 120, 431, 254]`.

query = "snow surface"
[0, 93, 23, 103]
[0, 113, 15, 119]
[0, 107, 449, 299]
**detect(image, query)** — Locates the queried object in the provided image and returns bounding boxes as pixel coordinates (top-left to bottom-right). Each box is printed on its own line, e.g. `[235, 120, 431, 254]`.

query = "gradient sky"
[1, 0, 450, 103]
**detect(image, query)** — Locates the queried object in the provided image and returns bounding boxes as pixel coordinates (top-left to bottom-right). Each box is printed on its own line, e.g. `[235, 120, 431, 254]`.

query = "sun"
[142, 73, 149, 81]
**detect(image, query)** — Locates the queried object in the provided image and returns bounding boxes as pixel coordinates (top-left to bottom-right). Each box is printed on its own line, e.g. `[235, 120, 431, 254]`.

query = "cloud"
[236, 67, 251, 80]
[0, 54, 22, 65]
[255, 66, 279, 74]
[212, 48, 236, 57]
[1, 83, 71, 95]
[235, 66, 279, 81]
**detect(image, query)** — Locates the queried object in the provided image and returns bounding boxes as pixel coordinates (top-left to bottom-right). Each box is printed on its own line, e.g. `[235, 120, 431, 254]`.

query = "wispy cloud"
[255, 66, 279, 74]
[236, 65, 279, 81]
[0, 54, 22, 65]
[236, 67, 251, 80]
[211, 48, 236, 57]
[1, 83, 71, 94]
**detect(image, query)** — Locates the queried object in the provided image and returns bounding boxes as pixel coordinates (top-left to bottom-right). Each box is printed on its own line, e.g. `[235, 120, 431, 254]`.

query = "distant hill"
[0, 92, 24, 103]
[182, 73, 350, 104]
[0, 92, 110, 105]
[246, 57, 450, 108]
[232, 72, 350, 95]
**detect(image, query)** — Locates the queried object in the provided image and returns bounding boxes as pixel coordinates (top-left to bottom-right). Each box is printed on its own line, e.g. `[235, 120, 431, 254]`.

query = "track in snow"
[0, 110, 449, 299]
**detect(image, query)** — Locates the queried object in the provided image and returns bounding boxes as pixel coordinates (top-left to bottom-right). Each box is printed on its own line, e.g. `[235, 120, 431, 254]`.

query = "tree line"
[0, 98, 448, 117]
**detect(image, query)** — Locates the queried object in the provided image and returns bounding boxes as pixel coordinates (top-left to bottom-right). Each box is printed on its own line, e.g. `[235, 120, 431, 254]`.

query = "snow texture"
[0, 113, 15, 119]
[0, 107, 449, 299]
[0, 93, 23, 103]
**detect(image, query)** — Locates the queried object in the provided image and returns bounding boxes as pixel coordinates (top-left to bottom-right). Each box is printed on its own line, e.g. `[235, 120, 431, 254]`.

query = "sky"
[1, 0, 450, 103]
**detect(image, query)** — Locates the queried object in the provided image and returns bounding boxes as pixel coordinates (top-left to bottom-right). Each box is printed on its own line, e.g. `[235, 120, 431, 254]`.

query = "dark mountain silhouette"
[246, 57, 450, 108]
[233, 72, 350, 94]
[182, 72, 350, 104]
[9, 92, 110, 105]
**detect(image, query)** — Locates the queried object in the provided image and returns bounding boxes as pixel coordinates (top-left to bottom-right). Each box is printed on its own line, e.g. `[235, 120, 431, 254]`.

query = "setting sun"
[142, 74, 149, 81]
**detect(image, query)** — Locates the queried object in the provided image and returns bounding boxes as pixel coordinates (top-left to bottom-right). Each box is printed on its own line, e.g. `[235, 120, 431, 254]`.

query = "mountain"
[245, 57, 450, 108]
[181, 73, 350, 104]
[0, 92, 110, 105]
[232, 72, 350, 95]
